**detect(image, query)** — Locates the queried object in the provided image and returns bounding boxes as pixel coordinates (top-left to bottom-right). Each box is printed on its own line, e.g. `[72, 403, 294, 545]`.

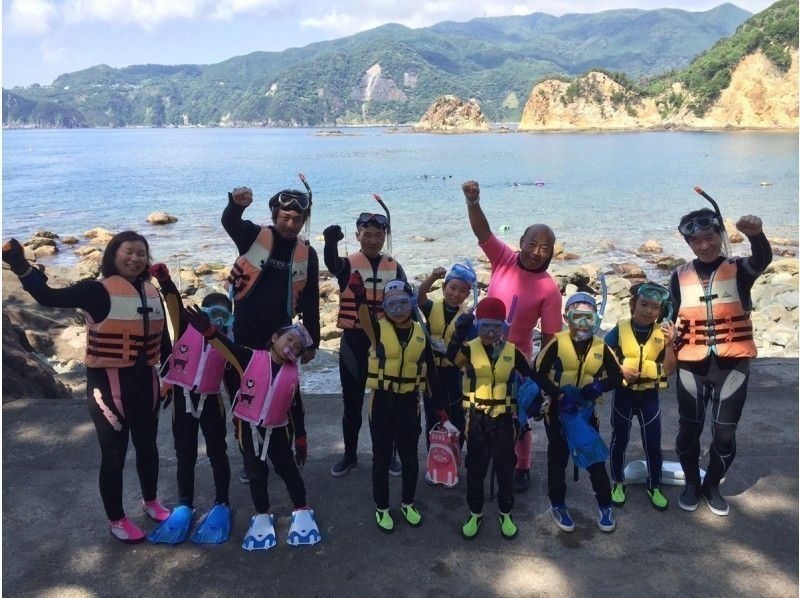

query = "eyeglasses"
[357, 212, 389, 229]
[275, 191, 311, 212]
[566, 310, 597, 328]
[679, 215, 719, 236]
[476, 319, 504, 337]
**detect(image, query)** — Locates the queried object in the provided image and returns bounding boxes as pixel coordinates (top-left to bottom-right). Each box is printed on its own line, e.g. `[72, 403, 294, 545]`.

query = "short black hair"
[201, 292, 232, 311]
[101, 231, 150, 280]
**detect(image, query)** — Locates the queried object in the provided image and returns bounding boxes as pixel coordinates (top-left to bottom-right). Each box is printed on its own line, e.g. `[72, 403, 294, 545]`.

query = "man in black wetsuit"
[670, 209, 771, 516]
[323, 214, 406, 477]
[223, 184, 320, 482]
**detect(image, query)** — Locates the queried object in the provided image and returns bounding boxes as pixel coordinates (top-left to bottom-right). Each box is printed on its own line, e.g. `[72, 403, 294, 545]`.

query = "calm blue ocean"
[3, 128, 798, 276]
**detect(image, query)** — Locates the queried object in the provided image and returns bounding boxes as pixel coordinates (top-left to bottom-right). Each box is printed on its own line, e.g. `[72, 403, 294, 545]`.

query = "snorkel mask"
[636, 282, 672, 323]
[564, 292, 598, 342]
[382, 279, 414, 321]
[201, 305, 235, 330]
[268, 173, 313, 237]
[276, 322, 313, 362]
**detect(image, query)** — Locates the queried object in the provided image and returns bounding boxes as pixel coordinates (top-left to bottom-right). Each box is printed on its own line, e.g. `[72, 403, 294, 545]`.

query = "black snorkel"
[694, 186, 731, 258]
[372, 193, 392, 256]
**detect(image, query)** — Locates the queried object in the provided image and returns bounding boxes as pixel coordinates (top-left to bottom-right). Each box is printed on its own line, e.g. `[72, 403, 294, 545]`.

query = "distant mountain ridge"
[2, 4, 751, 128]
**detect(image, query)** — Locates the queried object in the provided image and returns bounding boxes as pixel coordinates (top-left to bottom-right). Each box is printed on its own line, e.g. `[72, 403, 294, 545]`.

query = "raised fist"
[735, 214, 763, 238]
[230, 187, 253, 208]
[149, 262, 170, 282]
[2, 239, 31, 276]
[462, 180, 480, 203]
[431, 266, 447, 280]
[323, 225, 344, 243]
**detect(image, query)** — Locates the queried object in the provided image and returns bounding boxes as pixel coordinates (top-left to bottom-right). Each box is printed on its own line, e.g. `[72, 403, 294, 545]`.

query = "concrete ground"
[3, 358, 798, 597]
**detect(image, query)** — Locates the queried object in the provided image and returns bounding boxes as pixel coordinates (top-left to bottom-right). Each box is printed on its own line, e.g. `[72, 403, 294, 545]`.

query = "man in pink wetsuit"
[463, 180, 563, 493]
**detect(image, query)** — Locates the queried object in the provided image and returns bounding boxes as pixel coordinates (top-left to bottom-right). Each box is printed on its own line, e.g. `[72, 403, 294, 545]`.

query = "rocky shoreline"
[4, 226, 798, 400]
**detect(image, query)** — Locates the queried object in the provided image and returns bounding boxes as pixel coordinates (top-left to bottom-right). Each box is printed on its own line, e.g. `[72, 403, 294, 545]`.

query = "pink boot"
[142, 499, 171, 522]
[109, 517, 146, 543]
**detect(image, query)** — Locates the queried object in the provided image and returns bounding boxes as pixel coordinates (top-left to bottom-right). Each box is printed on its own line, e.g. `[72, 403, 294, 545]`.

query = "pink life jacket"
[163, 325, 226, 397]
[232, 349, 299, 429]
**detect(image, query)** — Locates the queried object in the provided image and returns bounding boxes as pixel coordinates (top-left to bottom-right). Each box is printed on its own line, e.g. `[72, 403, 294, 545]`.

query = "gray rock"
[147, 211, 178, 225]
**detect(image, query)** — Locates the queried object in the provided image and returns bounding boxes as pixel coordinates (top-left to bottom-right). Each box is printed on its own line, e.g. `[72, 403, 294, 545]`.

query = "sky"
[2, 0, 776, 88]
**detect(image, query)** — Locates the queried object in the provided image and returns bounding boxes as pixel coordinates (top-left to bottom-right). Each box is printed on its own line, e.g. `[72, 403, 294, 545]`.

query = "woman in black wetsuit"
[3, 232, 172, 542]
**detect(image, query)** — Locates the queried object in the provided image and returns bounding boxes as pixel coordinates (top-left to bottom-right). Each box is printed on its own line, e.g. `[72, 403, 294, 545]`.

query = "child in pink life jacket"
[149, 263, 233, 544]
[184, 305, 321, 551]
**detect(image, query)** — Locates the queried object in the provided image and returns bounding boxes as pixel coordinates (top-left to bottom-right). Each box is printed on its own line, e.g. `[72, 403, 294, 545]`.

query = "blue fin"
[287, 509, 321, 546]
[191, 504, 231, 545]
[147, 505, 193, 545]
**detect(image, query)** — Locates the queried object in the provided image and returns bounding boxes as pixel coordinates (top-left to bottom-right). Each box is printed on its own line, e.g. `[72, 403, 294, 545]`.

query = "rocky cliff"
[519, 48, 798, 131]
[414, 95, 491, 132]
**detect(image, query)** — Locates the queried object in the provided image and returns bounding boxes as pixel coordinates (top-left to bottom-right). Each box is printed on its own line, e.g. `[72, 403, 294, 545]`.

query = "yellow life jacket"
[461, 338, 517, 417]
[227, 227, 309, 315]
[548, 330, 605, 388]
[427, 299, 465, 367]
[85, 276, 165, 368]
[617, 318, 668, 391]
[367, 319, 427, 393]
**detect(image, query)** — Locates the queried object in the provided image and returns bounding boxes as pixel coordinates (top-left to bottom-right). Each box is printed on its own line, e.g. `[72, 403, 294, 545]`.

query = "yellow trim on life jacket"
[550, 330, 605, 388]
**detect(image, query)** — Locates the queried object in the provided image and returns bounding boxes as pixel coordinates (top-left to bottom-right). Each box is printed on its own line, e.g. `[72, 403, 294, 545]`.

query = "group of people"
[2, 175, 771, 549]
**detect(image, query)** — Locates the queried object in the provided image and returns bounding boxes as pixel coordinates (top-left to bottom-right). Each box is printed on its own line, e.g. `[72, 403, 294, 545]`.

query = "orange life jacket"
[675, 259, 756, 361]
[227, 227, 309, 317]
[336, 252, 396, 330]
[85, 276, 165, 368]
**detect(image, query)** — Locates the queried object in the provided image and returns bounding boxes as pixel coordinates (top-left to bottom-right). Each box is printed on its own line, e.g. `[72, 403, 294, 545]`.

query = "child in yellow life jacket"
[445, 297, 536, 541]
[417, 262, 477, 448]
[533, 292, 622, 534]
[605, 282, 677, 512]
[348, 273, 451, 533]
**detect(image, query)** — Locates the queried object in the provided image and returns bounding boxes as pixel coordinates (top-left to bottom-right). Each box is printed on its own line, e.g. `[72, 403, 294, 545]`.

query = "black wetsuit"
[368, 319, 441, 509]
[159, 278, 230, 508]
[446, 339, 534, 515]
[534, 337, 622, 507]
[18, 267, 170, 521]
[222, 199, 320, 349]
[324, 240, 405, 459]
[669, 233, 771, 489]
[207, 332, 307, 513]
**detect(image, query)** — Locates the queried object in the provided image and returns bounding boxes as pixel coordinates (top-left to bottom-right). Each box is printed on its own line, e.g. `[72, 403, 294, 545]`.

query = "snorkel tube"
[372, 193, 392, 256]
[298, 172, 312, 238]
[592, 272, 607, 335]
[694, 186, 731, 258]
[464, 258, 480, 312]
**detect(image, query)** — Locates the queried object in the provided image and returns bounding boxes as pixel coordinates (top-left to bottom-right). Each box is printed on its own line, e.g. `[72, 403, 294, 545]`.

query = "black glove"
[580, 380, 604, 401]
[184, 305, 215, 336]
[323, 225, 344, 243]
[2, 239, 31, 276]
[453, 313, 475, 339]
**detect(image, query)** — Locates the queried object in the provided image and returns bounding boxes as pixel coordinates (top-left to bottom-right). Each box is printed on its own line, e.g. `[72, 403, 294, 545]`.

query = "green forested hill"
[2, 4, 750, 127]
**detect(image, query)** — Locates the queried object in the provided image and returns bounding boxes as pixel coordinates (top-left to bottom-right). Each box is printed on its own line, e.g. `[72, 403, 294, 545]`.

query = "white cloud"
[6, 0, 58, 35]
[39, 38, 66, 64]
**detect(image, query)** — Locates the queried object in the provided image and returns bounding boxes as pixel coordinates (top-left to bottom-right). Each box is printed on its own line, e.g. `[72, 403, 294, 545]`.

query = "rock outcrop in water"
[414, 96, 491, 132]
[519, 48, 798, 131]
